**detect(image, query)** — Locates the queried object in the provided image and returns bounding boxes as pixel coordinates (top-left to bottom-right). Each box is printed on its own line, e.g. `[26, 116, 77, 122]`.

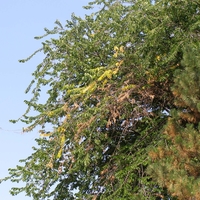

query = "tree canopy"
[2, 0, 200, 199]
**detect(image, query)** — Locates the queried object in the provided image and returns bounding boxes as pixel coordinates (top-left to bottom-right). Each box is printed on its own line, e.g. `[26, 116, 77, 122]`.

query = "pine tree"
[148, 42, 200, 199]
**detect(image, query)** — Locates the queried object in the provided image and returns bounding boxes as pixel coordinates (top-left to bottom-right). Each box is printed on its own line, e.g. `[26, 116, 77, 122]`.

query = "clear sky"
[0, 1, 93, 199]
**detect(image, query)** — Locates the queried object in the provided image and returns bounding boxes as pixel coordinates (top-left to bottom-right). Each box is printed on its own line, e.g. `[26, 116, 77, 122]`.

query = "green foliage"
[1, 0, 200, 199]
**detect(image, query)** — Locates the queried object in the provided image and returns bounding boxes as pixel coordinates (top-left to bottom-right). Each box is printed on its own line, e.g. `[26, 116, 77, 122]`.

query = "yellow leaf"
[106, 70, 112, 79]
[119, 46, 124, 53]
[102, 79, 108, 86]
[115, 60, 123, 67]
[56, 134, 65, 159]
[156, 55, 161, 61]
[60, 134, 65, 146]
[56, 149, 62, 159]
[66, 114, 71, 119]
[113, 52, 118, 58]
[122, 84, 136, 91]
[114, 46, 119, 51]
[113, 67, 119, 74]
[98, 70, 112, 81]
[47, 111, 54, 117]
[57, 127, 66, 133]
[82, 81, 97, 94]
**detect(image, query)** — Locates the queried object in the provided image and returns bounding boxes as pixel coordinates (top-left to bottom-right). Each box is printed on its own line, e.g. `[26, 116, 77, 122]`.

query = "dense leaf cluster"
[2, 0, 200, 199]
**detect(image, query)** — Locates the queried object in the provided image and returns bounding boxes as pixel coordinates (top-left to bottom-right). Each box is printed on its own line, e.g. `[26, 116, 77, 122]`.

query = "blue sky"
[0, 1, 93, 199]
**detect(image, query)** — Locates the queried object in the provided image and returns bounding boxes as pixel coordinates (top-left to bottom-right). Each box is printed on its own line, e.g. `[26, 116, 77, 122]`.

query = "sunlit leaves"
[3, 0, 200, 199]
